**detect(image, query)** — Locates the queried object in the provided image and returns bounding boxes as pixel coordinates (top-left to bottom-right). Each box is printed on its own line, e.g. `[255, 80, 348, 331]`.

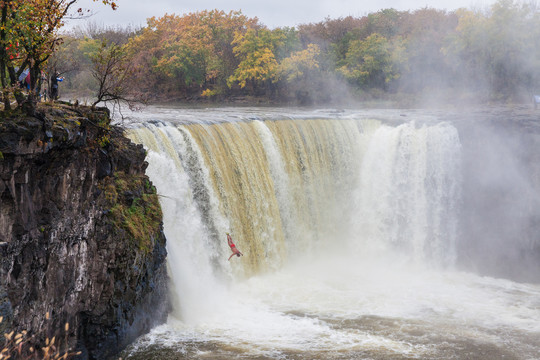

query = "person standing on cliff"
[227, 232, 243, 260]
[50, 72, 64, 100]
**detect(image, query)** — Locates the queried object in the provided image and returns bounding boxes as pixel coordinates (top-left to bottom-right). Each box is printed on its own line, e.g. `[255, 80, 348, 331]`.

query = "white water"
[124, 107, 540, 359]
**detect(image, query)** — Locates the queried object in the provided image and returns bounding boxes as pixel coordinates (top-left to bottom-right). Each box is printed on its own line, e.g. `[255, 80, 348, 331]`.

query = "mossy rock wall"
[0, 104, 168, 359]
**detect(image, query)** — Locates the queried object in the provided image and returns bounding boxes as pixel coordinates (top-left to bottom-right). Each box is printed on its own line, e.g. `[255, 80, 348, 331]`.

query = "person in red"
[227, 232, 243, 260]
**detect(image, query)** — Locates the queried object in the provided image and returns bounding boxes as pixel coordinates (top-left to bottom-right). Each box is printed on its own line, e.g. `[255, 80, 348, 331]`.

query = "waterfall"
[126, 116, 462, 321]
[352, 122, 461, 266]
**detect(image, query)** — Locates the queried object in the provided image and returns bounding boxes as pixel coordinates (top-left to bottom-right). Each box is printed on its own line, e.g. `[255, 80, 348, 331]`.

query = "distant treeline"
[57, 0, 540, 105]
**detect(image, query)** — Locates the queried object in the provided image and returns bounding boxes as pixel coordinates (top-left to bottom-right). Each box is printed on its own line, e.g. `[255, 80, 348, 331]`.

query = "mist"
[54, 0, 540, 110]
[285, 2, 540, 108]
[451, 110, 540, 282]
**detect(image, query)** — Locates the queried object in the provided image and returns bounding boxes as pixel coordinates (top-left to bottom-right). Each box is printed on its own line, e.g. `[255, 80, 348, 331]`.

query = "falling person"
[227, 232, 243, 260]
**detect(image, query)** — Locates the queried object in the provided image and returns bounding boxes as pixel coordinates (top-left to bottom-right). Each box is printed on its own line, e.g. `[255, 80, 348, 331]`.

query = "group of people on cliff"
[17, 69, 64, 101]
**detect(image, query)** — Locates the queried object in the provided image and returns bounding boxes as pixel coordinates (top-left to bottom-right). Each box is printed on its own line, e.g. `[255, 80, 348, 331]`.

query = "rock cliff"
[0, 103, 168, 359]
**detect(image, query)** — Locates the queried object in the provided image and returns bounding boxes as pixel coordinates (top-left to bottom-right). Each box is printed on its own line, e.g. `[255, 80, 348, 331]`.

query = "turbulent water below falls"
[121, 107, 540, 360]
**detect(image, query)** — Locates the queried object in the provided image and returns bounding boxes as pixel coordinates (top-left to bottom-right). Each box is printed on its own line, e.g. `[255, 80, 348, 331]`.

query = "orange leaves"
[127, 9, 262, 89]
[2, 0, 119, 62]
[93, 0, 117, 11]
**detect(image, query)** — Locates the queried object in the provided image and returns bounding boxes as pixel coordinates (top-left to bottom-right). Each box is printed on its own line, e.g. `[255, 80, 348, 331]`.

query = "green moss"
[114, 175, 129, 193]
[102, 182, 118, 203]
[144, 179, 157, 194]
[102, 171, 162, 253]
[98, 135, 110, 148]
[85, 109, 111, 129]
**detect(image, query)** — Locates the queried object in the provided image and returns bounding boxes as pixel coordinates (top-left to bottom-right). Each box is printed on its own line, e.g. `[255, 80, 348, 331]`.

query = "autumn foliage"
[108, 1, 540, 104]
[0, 0, 117, 111]
[5, 0, 540, 107]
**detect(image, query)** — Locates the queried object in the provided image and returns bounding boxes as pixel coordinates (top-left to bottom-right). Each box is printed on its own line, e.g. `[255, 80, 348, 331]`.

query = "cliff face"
[0, 104, 168, 359]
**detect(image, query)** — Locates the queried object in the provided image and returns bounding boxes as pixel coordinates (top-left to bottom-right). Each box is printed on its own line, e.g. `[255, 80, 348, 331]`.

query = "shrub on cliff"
[1, 315, 80, 360]
[102, 171, 163, 253]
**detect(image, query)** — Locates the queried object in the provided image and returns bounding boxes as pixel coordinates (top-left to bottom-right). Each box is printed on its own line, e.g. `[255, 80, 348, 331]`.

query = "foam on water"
[127, 254, 540, 358]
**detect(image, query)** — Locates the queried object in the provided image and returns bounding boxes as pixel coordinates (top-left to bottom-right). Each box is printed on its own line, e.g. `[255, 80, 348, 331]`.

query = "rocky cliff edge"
[0, 103, 168, 359]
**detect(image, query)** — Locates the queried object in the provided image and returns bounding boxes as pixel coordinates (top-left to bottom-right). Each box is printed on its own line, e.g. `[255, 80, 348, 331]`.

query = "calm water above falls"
[121, 106, 540, 360]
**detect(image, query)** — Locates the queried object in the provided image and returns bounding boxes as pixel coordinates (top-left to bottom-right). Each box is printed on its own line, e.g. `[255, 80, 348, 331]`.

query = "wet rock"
[0, 103, 168, 359]
[0, 285, 13, 334]
[97, 149, 112, 179]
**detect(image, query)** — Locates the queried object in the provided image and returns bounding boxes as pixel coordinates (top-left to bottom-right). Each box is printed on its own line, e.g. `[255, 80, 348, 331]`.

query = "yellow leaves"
[229, 47, 278, 88]
[277, 44, 320, 82]
[1, 0, 118, 72]
[94, 0, 118, 10]
[130, 9, 263, 88]
[228, 27, 291, 87]
[337, 33, 399, 87]
[1, 319, 77, 359]
[45, 336, 56, 346]
[78, 37, 101, 57]
[232, 28, 284, 57]
[201, 88, 218, 97]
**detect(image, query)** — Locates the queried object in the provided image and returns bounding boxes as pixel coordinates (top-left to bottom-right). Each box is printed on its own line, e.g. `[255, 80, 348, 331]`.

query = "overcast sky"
[67, 0, 493, 30]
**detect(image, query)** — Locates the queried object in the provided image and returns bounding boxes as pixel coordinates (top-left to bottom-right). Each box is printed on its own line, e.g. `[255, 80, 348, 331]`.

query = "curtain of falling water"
[127, 118, 461, 320]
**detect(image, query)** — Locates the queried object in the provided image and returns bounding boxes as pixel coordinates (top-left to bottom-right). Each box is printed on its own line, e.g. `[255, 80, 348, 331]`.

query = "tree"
[482, 0, 538, 99]
[398, 8, 458, 93]
[276, 43, 322, 103]
[298, 16, 367, 51]
[365, 8, 405, 39]
[0, 0, 28, 109]
[124, 15, 173, 96]
[46, 35, 84, 98]
[278, 44, 321, 83]
[89, 39, 143, 111]
[227, 28, 285, 93]
[338, 33, 400, 89]
[126, 10, 260, 98]
[444, 0, 540, 100]
[0, 0, 117, 112]
[298, 16, 367, 74]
